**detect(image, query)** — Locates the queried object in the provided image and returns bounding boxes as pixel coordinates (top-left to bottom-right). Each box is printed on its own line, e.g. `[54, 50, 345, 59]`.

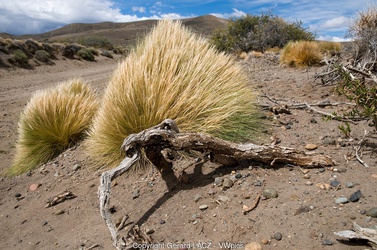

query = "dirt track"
[1, 54, 377, 250]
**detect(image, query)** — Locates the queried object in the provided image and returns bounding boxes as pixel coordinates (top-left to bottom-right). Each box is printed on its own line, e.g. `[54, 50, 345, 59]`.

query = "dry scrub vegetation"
[8, 79, 98, 176]
[86, 20, 260, 169]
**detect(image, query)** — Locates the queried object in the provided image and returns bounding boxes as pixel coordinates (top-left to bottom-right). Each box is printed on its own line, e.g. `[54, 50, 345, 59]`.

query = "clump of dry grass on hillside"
[317, 41, 342, 56]
[8, 79, 98, 176]
[86, 20, 260, 169]
[280, 41, 323, 67]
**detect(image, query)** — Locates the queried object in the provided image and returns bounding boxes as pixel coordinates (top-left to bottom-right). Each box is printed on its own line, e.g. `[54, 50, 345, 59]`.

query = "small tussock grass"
[86, 20, 260, 169]
[317, 41, 342, 56]
[280, 41, 323, 67]
[8, 79, 98, 176]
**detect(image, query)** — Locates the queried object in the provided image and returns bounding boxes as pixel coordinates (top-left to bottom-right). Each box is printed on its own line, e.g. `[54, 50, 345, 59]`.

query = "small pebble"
[262, 188, 278, 199]
[222, 177, 233, 188]
[305, 144, 317, 150]
[15, 193, 22, 198]
[194, 194, 202, 203]
[159, 220, 166, 224]
[132, 189, 140, 199]
[261, 239, 269, 245]
[330, 180, 340, 187]
[318, 168, 325, 173]
[244, 242, 262, 250]
[146, 228, 154, 234]
[321, 239, 333, 246]
[303, 174, 310, 179]
[199, 204, 208, 210]
[235, 172, 242, 179]
[218, 195, 229, 203]
[349, 190, 362, 202]
[345, 182, 354, 188]
[29, 183, 40, 192]
[214, 177, 223, 186]
[360, 209, 366, 215]
[335, 197, 349, 204]
[72, 163, 81, 171]
[366, 207, 377, 218]
[305, 181, 313, 186]
[274, 232, 282, 241]
[54, 210, 65, 215]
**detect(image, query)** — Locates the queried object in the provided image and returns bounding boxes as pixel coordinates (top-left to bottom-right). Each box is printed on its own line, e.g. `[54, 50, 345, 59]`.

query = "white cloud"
[322, 16, 351, 30]
[317, 35, 353, 42]
[211, 8, 246, 19]
[132, 6, 146, 13]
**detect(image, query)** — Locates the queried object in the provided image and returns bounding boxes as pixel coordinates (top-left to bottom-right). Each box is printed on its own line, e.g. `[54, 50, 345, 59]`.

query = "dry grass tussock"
[7, 79, 98, 176]
[86, 20, 260, 169]
[280, 41, 323, 67]
[317, 41, 342, 56]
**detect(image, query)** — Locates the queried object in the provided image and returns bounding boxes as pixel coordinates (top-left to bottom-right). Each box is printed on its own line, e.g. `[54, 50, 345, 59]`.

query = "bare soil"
[1, 52, 377, 250]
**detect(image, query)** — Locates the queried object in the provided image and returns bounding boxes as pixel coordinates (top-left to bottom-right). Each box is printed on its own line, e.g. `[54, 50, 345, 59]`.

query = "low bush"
[34, 50, 50, 62]
[77, 48, 95, 61]
[11, 49, 29, 64]
[8, 79, 98, 176]
[101, 50, 113, 58]
[86, 20, 261, 168]
[280, 41, 323, 67]
[211, 13, 315, 53]
[77, 36, 113, 49]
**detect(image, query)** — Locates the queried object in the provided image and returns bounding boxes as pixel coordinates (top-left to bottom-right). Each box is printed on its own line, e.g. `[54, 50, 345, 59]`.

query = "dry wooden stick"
[98, 119, 335, 249]
[242, 193, 261, 214]
[355, 130, 370, 168]
[335, 222, 377, 249]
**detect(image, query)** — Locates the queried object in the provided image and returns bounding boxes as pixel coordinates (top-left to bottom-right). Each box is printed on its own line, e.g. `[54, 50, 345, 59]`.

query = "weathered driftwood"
[334, 222, 377, 249]
[98, 119, 334, 249]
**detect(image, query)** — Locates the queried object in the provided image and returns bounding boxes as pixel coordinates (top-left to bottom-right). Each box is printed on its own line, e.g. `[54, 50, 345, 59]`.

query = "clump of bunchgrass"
[280, 41, 323, 67]
[8, 79, 98, 176]
[317, 41, 342, 56]
[86, 20, 260, 168]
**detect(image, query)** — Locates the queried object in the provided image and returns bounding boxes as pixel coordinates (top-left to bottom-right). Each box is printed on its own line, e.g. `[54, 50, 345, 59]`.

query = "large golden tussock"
[86, 20, 259, 168]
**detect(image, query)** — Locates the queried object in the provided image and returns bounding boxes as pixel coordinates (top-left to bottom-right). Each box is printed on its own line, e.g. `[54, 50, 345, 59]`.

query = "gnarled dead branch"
[98, 119, 334, 249]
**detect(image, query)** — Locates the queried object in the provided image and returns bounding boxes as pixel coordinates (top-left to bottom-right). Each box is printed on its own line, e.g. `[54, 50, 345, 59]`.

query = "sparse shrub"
[348, 5, 377, 70]
[335, 65, 377, 128]
[34, 50, 50, 62]
[11, 49, 28, 64]
[86, 20, 260, 168]
[280, 41, 323, 67]
[77, 48, 95, 61]
[7, 79, 98, 176]
[113, 46, 129, 55]
[317, 41, 342, 56]
[101, 50, 113, 58]
[77, 36, 113, 49]
[211, 13, 315, 53]
[24, 39, 43, 54]
[62, 44, 82, 58]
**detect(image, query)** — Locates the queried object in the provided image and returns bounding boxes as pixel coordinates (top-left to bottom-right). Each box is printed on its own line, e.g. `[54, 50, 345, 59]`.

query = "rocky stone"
[274, 232, 282, 241]
[305, 181, 313, 186]
[335, 197, 349, 204]
[235, 172, 242, 179]
[146, 228, 154, 234]
[366, 207, 377, 218]
[72, 163, 81, 171]
[214, 177, 223, 186]
[199, 204, 208, 210]
[349, 190, 362, 202]
[345, 182, 354, 188]
[261, 239, 269, 245]
[310, 118, 317, 124]
[262, 188, 278, 199]
[318, 168, 326, 173]
[194, 194, 202, 203]
[159, 220, 166, 224]
[54, 209, 65, 215]
[222, 177, 233, 188]
[29, 183, 40, 192]
[321, 239, 333, 245]
[218, 195, 229, 203]
[330, 180, 340, 187]
[15, 193, 22, 198]
[132, 189, 140, 199]
[305, 144, 317, 150]
[244, 242, 262, 250]
[360, 209, 366, 215]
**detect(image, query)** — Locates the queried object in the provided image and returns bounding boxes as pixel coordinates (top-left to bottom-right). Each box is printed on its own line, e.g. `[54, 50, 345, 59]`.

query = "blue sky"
[0, 0, 373, 41]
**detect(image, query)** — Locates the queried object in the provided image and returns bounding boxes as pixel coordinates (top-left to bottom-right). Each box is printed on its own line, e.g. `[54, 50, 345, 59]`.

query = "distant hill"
[6, 15, 228, 48]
